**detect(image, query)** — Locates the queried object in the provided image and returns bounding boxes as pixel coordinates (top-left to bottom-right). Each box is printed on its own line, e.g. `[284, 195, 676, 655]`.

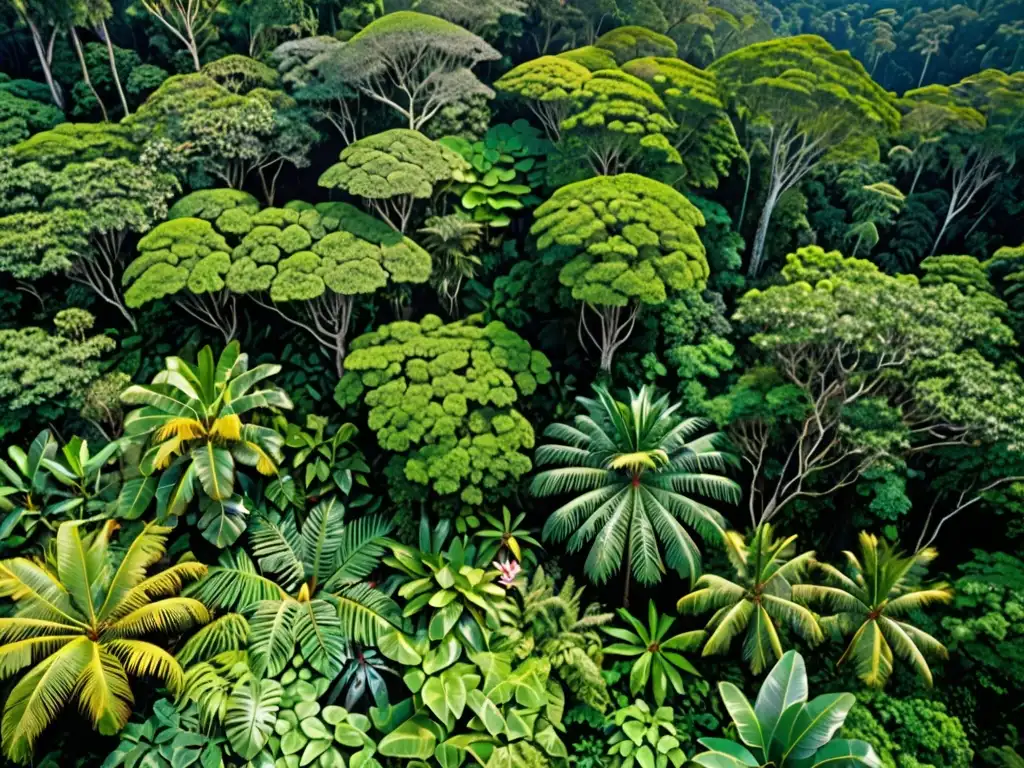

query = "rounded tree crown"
[318, 129, 471, 200]
[532, 173, 709, 307]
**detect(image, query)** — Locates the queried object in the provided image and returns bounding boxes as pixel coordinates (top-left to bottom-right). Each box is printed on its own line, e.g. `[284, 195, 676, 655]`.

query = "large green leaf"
[248, 599, 300, 677]
[755, 650, 808, 744]
[378, 630, 424, 666]
[811, 739, 882, 767]
[719, 682, 764, 751]
[690, 738, 759, 768]
[224, 677, 283, 760]
[377, 716, 438, 759]
[302, 498, 347, 584]
[295, 598, 346, 678]
[785, 693, 856, 761]
[198, 496, 249, 548]
[466, 689, 505, 737]
[192, 444, 234, 501]
[116, 477, 158, 520]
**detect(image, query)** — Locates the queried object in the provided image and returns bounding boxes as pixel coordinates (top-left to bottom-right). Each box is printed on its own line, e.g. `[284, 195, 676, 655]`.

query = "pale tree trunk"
[24, 18, 64, 108]
[931, 148, 1006, 255]
[578, 302, 640, 373]
[69, 26, 108, 121]
[99, 20, 131, 116]
[918, 51, 932, 87]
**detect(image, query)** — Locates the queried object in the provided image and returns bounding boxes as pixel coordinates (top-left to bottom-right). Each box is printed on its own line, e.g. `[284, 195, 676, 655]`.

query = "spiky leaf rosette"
[532, 173, 709, 308]
[0, 521, 209, 763]
[532, 384, 740, 587]
[336, 314, 551, 506]
[793, 532, 953, 689]
[678, 524, 823, 673]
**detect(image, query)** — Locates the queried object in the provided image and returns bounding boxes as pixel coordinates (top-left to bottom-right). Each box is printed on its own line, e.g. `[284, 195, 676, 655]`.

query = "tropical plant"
[0, 520, 210, 763]
[603, 600, 704, 705]
[677, 524, 823, 674]
[497, 566, 612, 711]
[385, 515, 512, 648]
[102, 699, 225, 768]
[0, 431, 119, 555]
[794, 532, 953, 688]
[474, 506, 542, 567]
[531, 384, 740, 600]
[329, 647, 397, 711]
[419, 214, 484, 316]
[606, 700, 687, 768]
[688, 650, 881, 767]
[120, 341, 291, 547]
[188, 499, 399, 678]
[267, 415, 374, 515]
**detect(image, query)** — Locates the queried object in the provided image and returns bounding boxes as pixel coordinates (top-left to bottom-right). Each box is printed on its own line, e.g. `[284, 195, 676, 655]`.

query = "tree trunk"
[70, 27, 108, 122]
[100, 20, 131, 116]
[918, 52, 932, 87]
[26, 19, 64, 109]
[748, 182, 781, 278]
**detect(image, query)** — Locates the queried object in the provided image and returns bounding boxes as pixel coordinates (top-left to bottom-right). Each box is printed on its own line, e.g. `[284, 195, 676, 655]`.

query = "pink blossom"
[493, 559, 521, 587]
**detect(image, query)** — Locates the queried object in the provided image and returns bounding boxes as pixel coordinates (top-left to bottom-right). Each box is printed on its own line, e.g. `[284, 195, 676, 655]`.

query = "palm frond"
[333, 583, 403, 644]
[531, 467, 618, 497]
[186, 550, 286, 612]
[702, 599, 754, 658]
[105, 638, 185, 694]
[0, 635, 80, 681]
[97, 523, 172, 621]
[250, 516, 305, 593]
[323, 514, 393, 590]
[247, 599, 299, 678]
[0, 559, 85, 627]
[105, 563, 208, 623]
[876, 617, 934, 686]
[176, 613, 250, 666]
[744, 603, 782, 674]
[75, 642, 132, 735]
[1, 637, 93, 763]
[294, 598, 345, 678]
[103, 598, 209, 639]
[761, 594, 824, 644]
[883, 586, 953, 617]
[843, 620, 893, 688]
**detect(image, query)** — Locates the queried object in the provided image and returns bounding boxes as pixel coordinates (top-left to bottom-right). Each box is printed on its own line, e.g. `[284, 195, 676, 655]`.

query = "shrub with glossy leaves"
[336, 314, 551, 505]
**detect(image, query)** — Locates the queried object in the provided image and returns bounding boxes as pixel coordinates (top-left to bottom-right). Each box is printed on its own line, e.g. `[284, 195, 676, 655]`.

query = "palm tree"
[531, 385, 740, 603]
[677, 524, 823, 674]
[419, 213, 484, 316]
[793, 532, 952, 688]
[121, 341, 291, 541]
[0, 520, 209, 763]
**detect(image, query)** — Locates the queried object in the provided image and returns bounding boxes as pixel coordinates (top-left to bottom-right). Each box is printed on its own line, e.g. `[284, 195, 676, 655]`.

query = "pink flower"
[493, 559, 521, 587]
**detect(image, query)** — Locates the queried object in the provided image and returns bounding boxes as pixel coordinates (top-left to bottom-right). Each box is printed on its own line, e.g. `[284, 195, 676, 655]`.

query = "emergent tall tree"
[710, 35, 900, 276]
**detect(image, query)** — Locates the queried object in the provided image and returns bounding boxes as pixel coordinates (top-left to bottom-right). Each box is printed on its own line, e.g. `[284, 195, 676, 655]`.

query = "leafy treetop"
[336, 314, 552, 505]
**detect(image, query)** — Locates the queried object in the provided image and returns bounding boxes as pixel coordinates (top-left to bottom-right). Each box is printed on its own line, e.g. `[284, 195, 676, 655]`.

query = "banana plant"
[386, 515, 512, 650]
[688, 651, 881, 768]
[603, 600, 705, 705]
[120, 341, 291, 546]
[188, 498, 400, 678]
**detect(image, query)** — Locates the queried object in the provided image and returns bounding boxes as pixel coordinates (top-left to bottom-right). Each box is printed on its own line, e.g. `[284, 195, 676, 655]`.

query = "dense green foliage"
[1, 0, 1022, 765]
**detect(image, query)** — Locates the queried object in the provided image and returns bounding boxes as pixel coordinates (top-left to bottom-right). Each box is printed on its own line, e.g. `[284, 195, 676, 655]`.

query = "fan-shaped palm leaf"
[533, 385, 740, 596]
[679, 524, 823, 674]
[796, 532, 952, 688]
[0, 521, 208, 763]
